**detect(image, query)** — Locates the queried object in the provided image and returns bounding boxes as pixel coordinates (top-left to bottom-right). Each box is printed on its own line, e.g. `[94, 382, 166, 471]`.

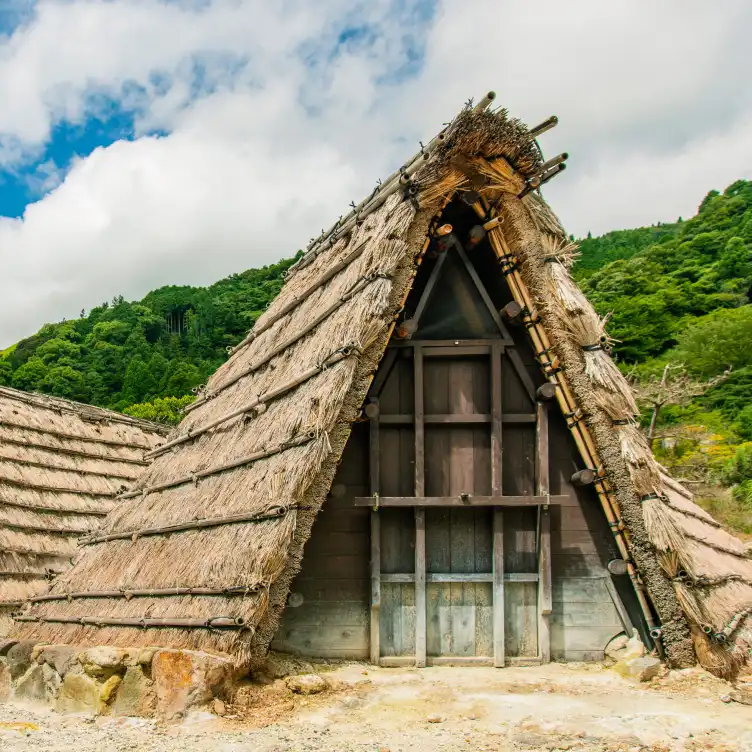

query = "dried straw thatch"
[11, 98, 752, 676]
[0, 386, 167, 633]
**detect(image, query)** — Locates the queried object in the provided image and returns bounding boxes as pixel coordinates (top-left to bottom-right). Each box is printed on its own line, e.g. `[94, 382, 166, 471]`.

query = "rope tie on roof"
[581, 343, 605, 352]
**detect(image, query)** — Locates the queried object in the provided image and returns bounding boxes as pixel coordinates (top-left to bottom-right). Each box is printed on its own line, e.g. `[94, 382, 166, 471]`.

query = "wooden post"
[536, 401, 552, 663]
[369, 397, 381, 665]
[493, 509, 505, 667]
[491, 343, 503, 497]
[414, 347, 427, 668]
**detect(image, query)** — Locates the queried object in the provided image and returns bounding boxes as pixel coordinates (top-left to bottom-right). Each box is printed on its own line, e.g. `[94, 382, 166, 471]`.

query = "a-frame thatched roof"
[11, 95, 751, 677]
[0, 385, 167, 631]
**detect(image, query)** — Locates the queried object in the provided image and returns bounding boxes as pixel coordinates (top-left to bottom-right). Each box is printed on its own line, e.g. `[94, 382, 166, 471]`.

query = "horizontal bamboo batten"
[0, 418, 154, 450]
[0, 521, 93, 536]
[0, 496, 111, 516]
[186, 273, 390, 412]
[0, 454, 135, 482]
[0, 477, 117, 498]
[0, 436, 149, 466]
[150, 346, 360, 458]
[229, 238, 373, 357]
[80, 504, 295, 546]
[0, 571, 53, 580]
[29, 583, 268, 603]
[15, 615, 249, 630]
[120, 433, 316, 501]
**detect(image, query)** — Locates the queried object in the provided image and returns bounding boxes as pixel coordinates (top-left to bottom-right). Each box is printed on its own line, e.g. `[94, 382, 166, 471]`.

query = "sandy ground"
[1, 662, 751, 751]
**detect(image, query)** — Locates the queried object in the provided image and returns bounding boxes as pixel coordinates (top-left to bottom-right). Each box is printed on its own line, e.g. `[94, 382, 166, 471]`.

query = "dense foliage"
[0, 256, 297, 420]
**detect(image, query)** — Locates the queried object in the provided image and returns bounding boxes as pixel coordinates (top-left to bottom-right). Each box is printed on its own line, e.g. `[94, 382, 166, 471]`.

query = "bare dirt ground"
[1, 662, 751, 751]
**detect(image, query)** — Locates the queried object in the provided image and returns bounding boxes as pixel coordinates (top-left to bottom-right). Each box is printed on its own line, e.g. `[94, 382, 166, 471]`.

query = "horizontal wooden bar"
[378, 413, 536, 425]
[381, 572, 538, 584]
[28, 583, 267, 602]
[378, 656, 540, 667]
[355, 495, 569, 507]
[422, 345, 492, 357]
[388, 338, 502, 349]
[15, 614, 249, 630]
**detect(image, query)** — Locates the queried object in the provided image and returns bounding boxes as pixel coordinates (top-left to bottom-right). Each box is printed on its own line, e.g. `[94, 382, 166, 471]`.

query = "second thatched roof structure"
[10, 95, 752, 677]
[0, 385, 167, 632]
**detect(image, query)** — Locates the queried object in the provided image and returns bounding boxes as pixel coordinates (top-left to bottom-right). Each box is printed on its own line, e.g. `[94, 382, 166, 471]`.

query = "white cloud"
[1, 0, 752, 346]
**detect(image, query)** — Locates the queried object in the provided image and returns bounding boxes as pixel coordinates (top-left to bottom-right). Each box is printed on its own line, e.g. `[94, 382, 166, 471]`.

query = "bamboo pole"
[0, 496, 110, 516]
[472, 199, 657, 631]
[29, 584, 268, 603]
[80, 504, 294, 546]
[15, 614, 249, 629]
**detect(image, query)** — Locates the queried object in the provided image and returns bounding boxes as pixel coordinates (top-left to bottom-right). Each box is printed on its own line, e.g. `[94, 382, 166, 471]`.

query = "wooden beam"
[605, 576, 635, 636]
[388, 338, 502, 349]
[377, 413, 535, 425]
[411, 251, 448, 331]
[414, 346, 426, 669]
[380, 572, 538, 584]
[493, 509, 505, 668]
[369, 397, 380, 666]
[368, 348, 399, 398]
[491, 342, 503, 497]
[536, 400, 552, 664]
[355, 495, 570, 507]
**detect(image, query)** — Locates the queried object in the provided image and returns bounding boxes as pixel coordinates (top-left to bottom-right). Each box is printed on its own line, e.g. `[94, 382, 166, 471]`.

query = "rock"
[426, 714, 443, 723]
[613, 655, 663, 682]
[151, 649, 236, 721]
[720, 694, 732, 703]
[0, 660, 10, 702]
[5, 641, 35, 680]
[15, 663, 61, 703]
[285, 674, 327, 695]
[604, 633, 629, 661]
[99, 674, 121, 708]
[78, 646, 134, 678]
[729, 685, 752, 706]
[211, 698, 227, 716]
[56, 673, 101, 714]
[110, 665, 158, 717]
[36, 645, 78, 677]
[622, 629, 646, 660]
[0, 638, 18, 656]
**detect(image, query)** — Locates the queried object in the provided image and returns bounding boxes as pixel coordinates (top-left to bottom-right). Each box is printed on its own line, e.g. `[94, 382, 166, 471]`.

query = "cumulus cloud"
[1, 0, 751, 346]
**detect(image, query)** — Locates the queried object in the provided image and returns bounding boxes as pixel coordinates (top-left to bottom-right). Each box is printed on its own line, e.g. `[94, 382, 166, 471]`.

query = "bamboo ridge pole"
[28, 583, 268, 603]
[230, 238, 373, 358]
[119, 432, 316, 501]
[14, 614, 249, 630]
[149, 345, 359, 458]
[187, 273, 390, 413]
[80, 503, 295, 546]
[473, 199, 657, 632]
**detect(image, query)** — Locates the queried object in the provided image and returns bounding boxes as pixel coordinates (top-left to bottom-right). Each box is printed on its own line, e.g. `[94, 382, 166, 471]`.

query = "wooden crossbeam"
[354, 495, 569, 507]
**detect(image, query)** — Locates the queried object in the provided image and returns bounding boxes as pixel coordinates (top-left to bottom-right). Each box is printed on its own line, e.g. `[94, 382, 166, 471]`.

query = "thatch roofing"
[11, 96, 752, 676]
[0, 386, 167, 629]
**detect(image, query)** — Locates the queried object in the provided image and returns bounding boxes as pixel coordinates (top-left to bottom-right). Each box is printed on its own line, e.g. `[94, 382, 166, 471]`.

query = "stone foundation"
[0, 640, 240, 722]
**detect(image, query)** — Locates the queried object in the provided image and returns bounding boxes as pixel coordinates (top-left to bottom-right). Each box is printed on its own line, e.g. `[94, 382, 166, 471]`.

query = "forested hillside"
[0, 180, 749, 530]
[0, 255, 298, 421]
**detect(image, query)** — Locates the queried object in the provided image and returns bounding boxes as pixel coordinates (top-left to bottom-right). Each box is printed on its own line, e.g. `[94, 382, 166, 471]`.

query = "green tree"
[12, 357, 49, 392]
[123, 395, 195, 425]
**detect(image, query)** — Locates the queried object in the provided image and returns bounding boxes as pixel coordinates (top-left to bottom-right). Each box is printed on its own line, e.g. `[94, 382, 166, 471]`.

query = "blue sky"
[0, 0, 750, 347]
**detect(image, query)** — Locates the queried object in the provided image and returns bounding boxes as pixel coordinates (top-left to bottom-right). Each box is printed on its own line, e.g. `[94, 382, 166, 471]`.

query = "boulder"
[151, 649, 236, 721]
[78, 646, 132, 678]
[613, 655, 663, 682]
[56, 673, 102, 714]
[36, 645, 78, 677]
[110, 666, 158, 717]
[604, 633, 629, 661]
[286, 674, 327, 695]
[5, 641, 35, 680]
[0, 660, 10, 702]
[730, 684, 752, 706]
[0, 638, 18, 656]
[15, 663, 61, 703]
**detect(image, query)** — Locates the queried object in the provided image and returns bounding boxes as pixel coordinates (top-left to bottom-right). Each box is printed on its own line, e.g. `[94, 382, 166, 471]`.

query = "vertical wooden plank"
[491, 343, 503, 496]
[493, 508, 505, 667]
[369, 397, 380, 665]
[536, 401, 552, 663]
[414, 346, 427, 668]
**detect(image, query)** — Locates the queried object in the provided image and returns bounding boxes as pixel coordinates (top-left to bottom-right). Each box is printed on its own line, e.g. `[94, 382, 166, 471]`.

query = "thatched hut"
[0, 386, 167, 633]
[12, 94, 751, 678]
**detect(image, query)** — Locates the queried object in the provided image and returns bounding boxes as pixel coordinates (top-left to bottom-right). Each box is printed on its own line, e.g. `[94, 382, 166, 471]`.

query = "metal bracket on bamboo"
[14, 614, 250, 630]
[149, 346, 360, 458]
[185, 273, 391, 414]
[121, 433, 317, 501]
[80, 503, 295, 546]
[28, 583, 268, 603]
